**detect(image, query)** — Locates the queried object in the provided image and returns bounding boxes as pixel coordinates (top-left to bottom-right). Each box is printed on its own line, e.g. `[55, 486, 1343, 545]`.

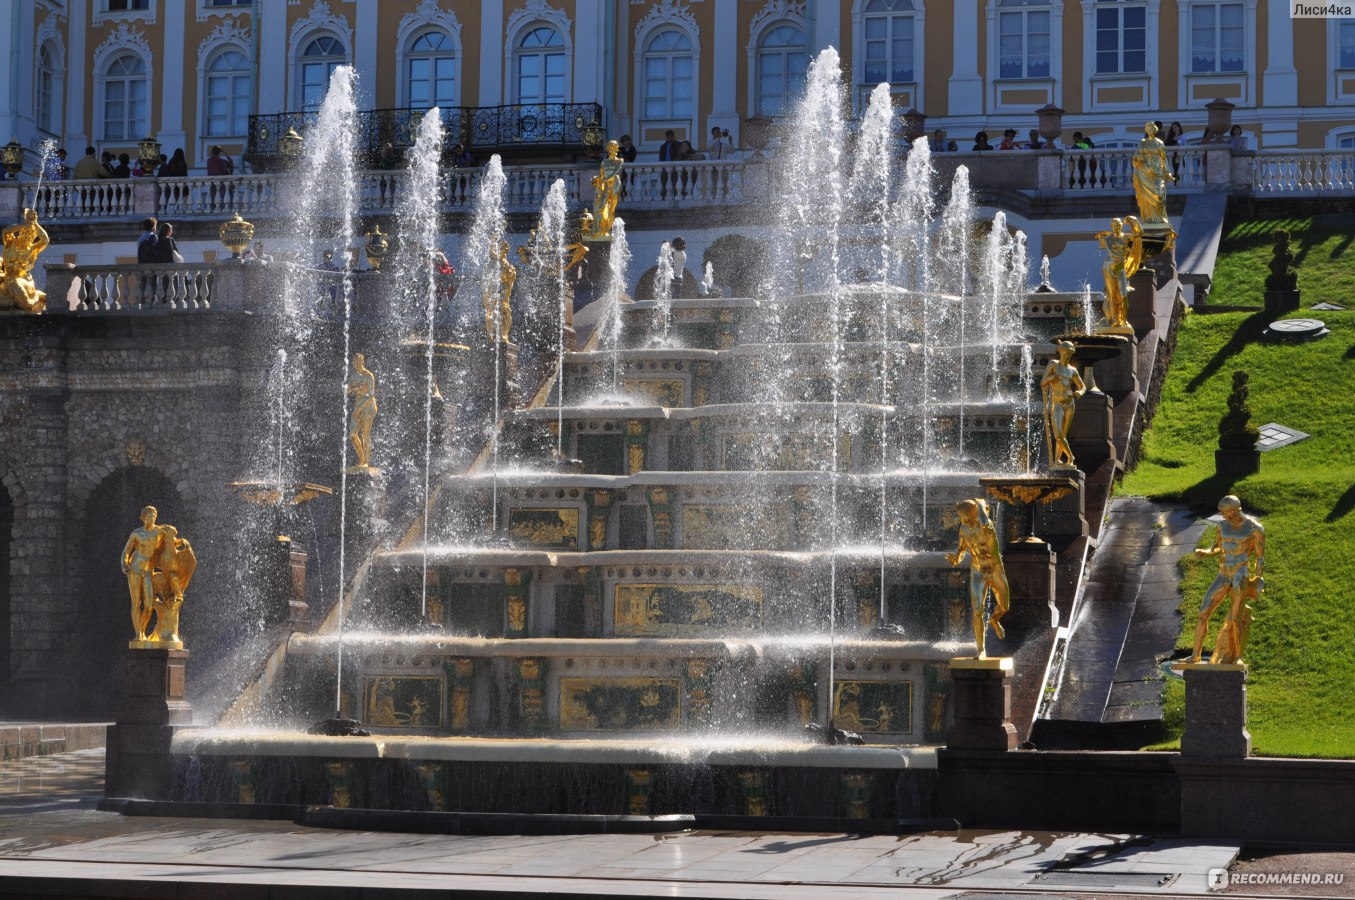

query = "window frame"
[753, 21, 809, 118]
[640, 28, 695, 123]
[403, 29, 459, 110]
[858, 0, 919, 89]
[295, 33, 348, 112]
[202, 47, 251, 139]
[1093, 0, 1147, 75]
[512, 24, 569, 106]
[100, 52, 149, 143]
[1188, 0, 1245, 74]
[36, 42, 63, 136]
[93, 0, 154, 25]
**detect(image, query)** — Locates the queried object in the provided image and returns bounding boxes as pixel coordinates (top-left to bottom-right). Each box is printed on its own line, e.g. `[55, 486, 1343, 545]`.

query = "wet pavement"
[0, 749, 1347, 899]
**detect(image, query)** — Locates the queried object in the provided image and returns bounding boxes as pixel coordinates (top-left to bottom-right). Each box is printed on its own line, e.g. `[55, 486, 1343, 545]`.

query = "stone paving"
[0, 749, 1261, 898]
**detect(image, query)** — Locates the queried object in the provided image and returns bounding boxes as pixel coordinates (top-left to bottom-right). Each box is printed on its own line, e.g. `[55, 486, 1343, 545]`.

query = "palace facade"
[2, 0, 1353, 167]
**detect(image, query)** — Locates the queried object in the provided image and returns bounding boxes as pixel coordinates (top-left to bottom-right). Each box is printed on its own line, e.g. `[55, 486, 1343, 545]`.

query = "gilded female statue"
[1131, 121, 1175, 229]
[1041, 340, 1087, 469]
[0, 209, 51, 313]
[346, 353, 378, 473]
[482, 239, 516, 344]
[946, 498, 1010, 658]
[589, 140, 623, 240]
[1096, 216, 1143, 334]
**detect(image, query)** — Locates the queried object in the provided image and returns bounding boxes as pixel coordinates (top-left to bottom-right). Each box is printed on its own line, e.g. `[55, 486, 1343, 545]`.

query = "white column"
[948, 0, 984, 116]
[257, 0, 286, 114]
[709, 0, 740, 139]
[813, 0, 842, 54]
[573, 1, 602, 104]
[1261, 0, 1298, 108]
[479, 0, 504, 106]
[0, 1, 22, 140]
[354, 0, 378, 100]
[158, 0, 188, 156]
[65, 0, 89, 148]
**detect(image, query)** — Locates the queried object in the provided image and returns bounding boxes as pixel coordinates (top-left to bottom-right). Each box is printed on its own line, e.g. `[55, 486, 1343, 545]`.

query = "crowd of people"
[931, 119, 1251, 153]
[43, 145, 223, 180]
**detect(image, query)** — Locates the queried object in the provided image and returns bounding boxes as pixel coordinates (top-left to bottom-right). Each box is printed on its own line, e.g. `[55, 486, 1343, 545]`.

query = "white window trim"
[93, 24, 154, 147]
[850, 0, 926, 112]
[287, 0, 354, 111]
[634, 3, 701, 143]
[1325, 126, 1355, 148]
[1176, 0, 1256, 107]
[34, 18, 66, 138]
[506, 0, 574, 104]
[985, 0, 1063, 111]
[196, 0, 252, 22]
[396, 1, 464, 109]
[1327, 19, 1355, 105]
[93, 0, 156, 26]
[195, 19, 252, 161]
[1080, 0, 1158, 112]
[746, 2, 810, 119]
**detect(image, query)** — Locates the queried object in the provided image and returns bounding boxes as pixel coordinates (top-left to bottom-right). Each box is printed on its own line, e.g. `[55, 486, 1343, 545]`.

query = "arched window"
[406, 30, 457, 109]
[102, 53, 147, 141]
[299, 35, 345, 111]
[862, 0, 916, 84]
[203, 48, 250, 137]
[515, 26, 566, 104]
[642, 29, 694, 121]
[998, 0, 1052, 79]
[37, 42, 62, 134]
[755, 23, 807, 116]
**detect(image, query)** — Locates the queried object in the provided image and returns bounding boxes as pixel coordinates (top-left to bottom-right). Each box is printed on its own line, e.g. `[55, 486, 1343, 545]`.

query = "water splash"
[653, 241, 675, 345]
[600, 219, 631, 393]
[1040, 254, 1052, 290]
[532, 180, 569, 458]
[700, 260, 714, 296]
[1081, 282, 1094, 335]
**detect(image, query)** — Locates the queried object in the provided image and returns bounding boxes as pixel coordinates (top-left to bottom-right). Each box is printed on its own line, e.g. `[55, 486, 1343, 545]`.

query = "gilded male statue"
[346, 353, 378, 473]
[1041, 340, 1086, 469]
[121, 507, 195, 645]
[122, 506, 164, 641]
[482, 239, 516, 344]
[588, 140, 623, 240]
[1190, 495, 1265, 665]
[0, 209, 51, 313]
[1096, 216, 1143, 333]
[1131, 121, 1175, 230]
[946, 498, 1010, 658]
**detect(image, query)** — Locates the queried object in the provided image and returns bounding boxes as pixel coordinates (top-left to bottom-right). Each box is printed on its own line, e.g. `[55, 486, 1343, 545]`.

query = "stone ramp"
[1176, 192, 1228, 303]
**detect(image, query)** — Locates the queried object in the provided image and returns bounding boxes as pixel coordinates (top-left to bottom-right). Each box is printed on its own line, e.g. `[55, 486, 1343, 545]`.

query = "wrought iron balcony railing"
[247, 103, 606, 162]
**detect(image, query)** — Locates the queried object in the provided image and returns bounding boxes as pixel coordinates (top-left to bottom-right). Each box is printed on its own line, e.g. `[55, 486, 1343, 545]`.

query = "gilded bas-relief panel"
[613, 583, 763, 636]
[832, 680, 912, 735]
[621, 377, 685, 407]
[721, 432, 851, 470]
[508, 507, 580, 549]
[363, 676, 445, 729]
[680, 503, 792, 549]
[559, 677, 683, 730]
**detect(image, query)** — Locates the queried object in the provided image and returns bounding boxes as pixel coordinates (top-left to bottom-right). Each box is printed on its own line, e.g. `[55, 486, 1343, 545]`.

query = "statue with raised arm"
[0, 209, 51, 314]
[346, 353, 379, 474]
[1190, 495, 1264, 665]
[1131, 121, 1175, 231]
[587, 140, 623, 240]
[946, 498, 1011, 658]
[1041, 340, 1087, 469]
[1096, 216, 1144, 334]
[482, 239, 516, 344]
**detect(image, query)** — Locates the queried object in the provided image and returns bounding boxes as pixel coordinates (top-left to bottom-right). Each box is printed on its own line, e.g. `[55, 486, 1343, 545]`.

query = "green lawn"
[1123, 214, 1355, 758]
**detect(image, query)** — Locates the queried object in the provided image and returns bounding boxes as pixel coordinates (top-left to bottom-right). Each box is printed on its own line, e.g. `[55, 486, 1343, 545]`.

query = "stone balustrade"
[8, 148, 1351, 229]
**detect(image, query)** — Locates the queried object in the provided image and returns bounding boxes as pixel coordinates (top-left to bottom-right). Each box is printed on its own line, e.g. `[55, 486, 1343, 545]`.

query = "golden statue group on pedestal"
[121, 506, 195, 649]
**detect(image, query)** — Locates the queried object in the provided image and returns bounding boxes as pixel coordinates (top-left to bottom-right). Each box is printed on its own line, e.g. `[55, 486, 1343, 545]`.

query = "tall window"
[102, 54, 147, 141]
[406, 31, 456, 109]
[862, 0, 915, 84]
[1095, 0, 1146, 73]
[1190, 2, 1243, 73]
[204, 49, 250, 137]
[756, 23, 808, 116]
[1340, 19, 1355, 68]
[37, 43, 59, 134]
[998, 0, 1051, 79]
[300, 35, 345, 111]
[515, 26, 566, 104]
[642, 29, 694, 120]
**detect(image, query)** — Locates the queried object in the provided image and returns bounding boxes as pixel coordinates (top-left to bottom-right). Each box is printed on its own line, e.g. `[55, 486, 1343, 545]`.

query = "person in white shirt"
[706, 126, 729, 160]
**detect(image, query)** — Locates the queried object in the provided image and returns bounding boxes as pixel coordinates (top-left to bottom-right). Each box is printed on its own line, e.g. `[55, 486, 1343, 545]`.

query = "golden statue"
[482, 239, 516, 344]
[1190, 495, 1264, 665]
[1041, 340, 1087, 469]
[587, 140, 623, 240]
[0, 209, 51, 314]
[565, 213, 592, 272]
[1131, 121, 1175, 231]
[346, 353, 379, 474]
[121, 506, 196, 648]
[946, 498, 1010, 658]
[1096, 216, 1144, 334]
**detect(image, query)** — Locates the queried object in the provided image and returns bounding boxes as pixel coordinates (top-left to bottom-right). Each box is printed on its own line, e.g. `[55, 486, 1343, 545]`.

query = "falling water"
[983, 212, 1010, 394]
[700, 260, 714, 296]
[940, 167, 973, 460]
[463, 156, 508, 527]
[1081, 282, 1095, 335]
[532, 181, 569, 458]
[653, 241, 675, 345]
[1017, 343, 1035, 473]
[403, 107, 445, 619]
[269, 349, 288, 487]
[600, 219, 631, 394]
[32, 138, 57, 194]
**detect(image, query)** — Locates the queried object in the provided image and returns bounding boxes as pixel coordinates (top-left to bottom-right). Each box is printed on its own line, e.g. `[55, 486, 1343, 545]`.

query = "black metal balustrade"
[247, 103, 605, 167]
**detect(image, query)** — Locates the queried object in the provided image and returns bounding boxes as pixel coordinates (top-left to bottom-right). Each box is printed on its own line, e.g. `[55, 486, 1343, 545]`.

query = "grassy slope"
[1122, 214, 1355, 758]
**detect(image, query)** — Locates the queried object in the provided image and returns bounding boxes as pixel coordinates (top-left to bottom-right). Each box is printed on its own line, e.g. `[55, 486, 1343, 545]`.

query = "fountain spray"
[463, 156, 508, 527]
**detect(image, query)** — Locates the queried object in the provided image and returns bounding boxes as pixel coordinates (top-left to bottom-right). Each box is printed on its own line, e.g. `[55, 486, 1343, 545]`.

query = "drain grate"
[1032, 870, 1177, 887]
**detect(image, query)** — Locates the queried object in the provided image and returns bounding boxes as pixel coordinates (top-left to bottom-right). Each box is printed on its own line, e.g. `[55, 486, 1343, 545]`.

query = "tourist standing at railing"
[206, 146, 235, 176]
[1072, 132, 1098, 187]
[617, 135, 638, 163]
[450, 143, 474, 167]
[243, 241, 273, 264]
[706, 127, 730, 160]
[112, 154, 131, 178]
[972, 131, 993, 152]
[73, 147, 109, 180]
[930, 129, 957, 153]
[153, 223, 184, 264]
[163, 149, 188, 178]
[657, 130, 680, 199]
[1165, 122, 1185, 180]
[998, 129, 1021, 150]
[1228, 125, 1250, 152]
[136, 218, 158, 263]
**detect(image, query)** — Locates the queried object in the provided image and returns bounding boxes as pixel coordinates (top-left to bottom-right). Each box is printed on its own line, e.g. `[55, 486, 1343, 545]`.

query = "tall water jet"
[983, 211, 1010, 389]
[462, 155, 508, 526]
[652, 240, 675, 346]
[939, 167, 973, 460]
[531, 180, 569, 458]
[401, 107, 445, 619]
[1081, 282, 1094, 334]
[600, 218, 631, 394]
[893, 138, 936, 530]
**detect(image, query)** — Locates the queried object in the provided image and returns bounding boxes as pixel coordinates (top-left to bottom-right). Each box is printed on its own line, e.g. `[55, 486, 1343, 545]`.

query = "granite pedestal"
[1036, 468, 1088, 540]
[1128, 269, 1158, 337]
[1069, 375, 1116, 466]
[1089, 334, 1139, 400]
[946, 658, 1018, 751]
[1180, 663, 1250, 759]
[106, 648, 193, 800]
